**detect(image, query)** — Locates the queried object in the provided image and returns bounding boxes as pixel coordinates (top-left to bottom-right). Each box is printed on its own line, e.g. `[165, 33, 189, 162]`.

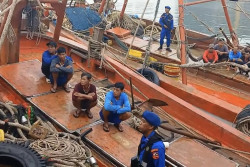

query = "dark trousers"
[218, 54, 228, 62]
[41, 65, 50, 79]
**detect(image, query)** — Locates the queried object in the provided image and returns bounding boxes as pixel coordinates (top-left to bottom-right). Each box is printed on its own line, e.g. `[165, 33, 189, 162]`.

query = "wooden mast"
[178, 0, 187, 85]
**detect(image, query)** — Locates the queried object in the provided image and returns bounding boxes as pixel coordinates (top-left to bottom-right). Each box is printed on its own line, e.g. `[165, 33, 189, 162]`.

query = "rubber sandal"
[114, 124, 124, 132]
[73, 110, 80, 118]
[103, 123, 110, 132]
[85, 110, 93, 119]
[64, 85, 71, 93]
[50, 87, 56, 93]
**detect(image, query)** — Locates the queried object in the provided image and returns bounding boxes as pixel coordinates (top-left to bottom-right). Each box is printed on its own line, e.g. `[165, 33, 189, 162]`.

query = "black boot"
[166, 47, 172, 52]
[158, 46, 163, 50]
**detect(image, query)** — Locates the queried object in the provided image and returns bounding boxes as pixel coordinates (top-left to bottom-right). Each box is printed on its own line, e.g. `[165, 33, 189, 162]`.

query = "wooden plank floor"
[82, 123, 141, 167]
[166, 137, 238, 167]
[0, 60, 51, 97]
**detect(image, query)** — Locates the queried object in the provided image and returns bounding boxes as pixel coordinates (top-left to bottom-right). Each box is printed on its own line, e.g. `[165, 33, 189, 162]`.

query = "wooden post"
[178, 0, 187, 85]
[98, 0, 106, 14]
[185, 0, 216, 6]
[52, 0, 67, 42]
[120, 0, 128, 20]
[220, 0, 239, 46]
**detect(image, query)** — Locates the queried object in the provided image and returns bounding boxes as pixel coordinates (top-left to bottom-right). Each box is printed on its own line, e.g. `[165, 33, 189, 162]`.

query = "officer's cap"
[142, 111, 161, 127]
[165, 6, 171, 10]
[46, 41, 57, 48]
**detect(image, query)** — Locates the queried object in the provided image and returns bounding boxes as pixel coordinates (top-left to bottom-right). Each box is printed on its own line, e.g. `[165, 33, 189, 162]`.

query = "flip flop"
[103, 123, 110, 132]
[50, 87, 56, 93]
[114, 124, 124, 132]
[64, 85, 71, 93]
[85, 110, 93, 119]
[73, 109, 80, 118]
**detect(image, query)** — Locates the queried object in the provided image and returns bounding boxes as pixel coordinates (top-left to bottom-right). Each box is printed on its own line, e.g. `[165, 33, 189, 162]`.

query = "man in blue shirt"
[41, 41, 57, 83]
[229, 47, 244, 65]
[131, 111, 165, 167]
[100, 82, 131, 132]
[158, 6, 174, 52]
[50, 47, 73, 93]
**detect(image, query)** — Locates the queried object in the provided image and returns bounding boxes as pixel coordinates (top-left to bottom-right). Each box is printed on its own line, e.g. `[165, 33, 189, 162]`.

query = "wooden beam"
[51, 0, 67, 42]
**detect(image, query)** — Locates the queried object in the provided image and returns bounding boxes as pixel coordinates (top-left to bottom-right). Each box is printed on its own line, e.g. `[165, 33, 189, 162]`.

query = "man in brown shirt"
[72, 72, 97, 118]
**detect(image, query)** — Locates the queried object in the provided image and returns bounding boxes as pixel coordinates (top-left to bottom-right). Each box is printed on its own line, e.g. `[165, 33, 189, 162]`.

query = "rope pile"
[0, 101, 93, 166]
[107, 11, 145, 35]
[96, 87, 111, 107]
[30, 133, 92, 167]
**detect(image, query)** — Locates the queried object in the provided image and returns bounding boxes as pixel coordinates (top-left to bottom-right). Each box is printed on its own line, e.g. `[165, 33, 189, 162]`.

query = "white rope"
[0, 0, 21, 51]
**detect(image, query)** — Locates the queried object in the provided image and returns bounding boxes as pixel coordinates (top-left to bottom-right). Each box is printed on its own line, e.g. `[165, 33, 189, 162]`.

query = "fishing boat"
[0, 0, 249, 166]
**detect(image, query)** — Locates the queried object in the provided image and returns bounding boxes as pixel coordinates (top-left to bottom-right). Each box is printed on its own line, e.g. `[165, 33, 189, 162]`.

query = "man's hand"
[56, 64, 60, 68]
[212, 61, 216, 64]
[88, 92, 95, 97]
[66, 65, 72, 69]
[74, 92, 80, 96]
[164, 25, 168, 28]
[237, 58, 243, 62]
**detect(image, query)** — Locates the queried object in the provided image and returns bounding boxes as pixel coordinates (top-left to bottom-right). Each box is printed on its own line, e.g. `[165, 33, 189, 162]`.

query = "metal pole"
[178, 0, 187, 85]
[120, 0, 128, 20]
[185, 0, 216, 6]
[220, 0, 239, 46]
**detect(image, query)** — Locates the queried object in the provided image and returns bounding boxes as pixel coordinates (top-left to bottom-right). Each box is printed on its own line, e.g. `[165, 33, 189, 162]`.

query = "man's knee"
[72, 99, 81, 109]
[119, 112, 132, 121]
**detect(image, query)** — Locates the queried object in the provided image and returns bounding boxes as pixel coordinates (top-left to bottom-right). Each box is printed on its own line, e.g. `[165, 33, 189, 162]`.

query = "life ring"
[0, 141, 46, 167]
[137, 68, 160, 85]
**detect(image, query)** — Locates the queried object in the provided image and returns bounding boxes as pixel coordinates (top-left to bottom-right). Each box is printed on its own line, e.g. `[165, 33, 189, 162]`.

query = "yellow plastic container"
[129, 49, 157, 62]
[0, 129, 4, 141]
[129, 49, 143, 58]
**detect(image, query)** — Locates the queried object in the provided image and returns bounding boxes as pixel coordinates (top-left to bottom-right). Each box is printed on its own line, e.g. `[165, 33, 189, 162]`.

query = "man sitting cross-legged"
[50, 47, 73, 93]
[100, 82, 132, 132]
[72, 72, 97, 118]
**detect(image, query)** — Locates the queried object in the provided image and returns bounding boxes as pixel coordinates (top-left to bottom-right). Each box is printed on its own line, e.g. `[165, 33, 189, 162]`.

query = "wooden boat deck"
[166, 137, 238, 167]
[0, 58, 242, 166]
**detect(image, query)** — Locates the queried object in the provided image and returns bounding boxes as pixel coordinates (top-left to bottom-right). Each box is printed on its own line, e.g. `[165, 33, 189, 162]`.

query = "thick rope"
[0, 0, 20, 51]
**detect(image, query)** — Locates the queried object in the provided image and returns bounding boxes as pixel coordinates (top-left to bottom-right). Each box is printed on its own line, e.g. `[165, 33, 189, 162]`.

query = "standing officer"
[131, 111, 165, 167]
[158, 6, 174, 52]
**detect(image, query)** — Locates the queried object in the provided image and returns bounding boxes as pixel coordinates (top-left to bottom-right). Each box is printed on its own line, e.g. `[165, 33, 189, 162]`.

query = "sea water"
[115, 0, 250, 45]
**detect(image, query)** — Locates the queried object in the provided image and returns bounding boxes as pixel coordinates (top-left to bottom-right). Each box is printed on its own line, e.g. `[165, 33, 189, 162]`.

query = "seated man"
[229, 47, 244, 65]
[41, 41, 57, 83]
[203, 44, 218, 63]
[214, 38, 229, 62]
[100, 82, 131, 132]
[72, 72, 97, 118]
[50, 47, 73, 93]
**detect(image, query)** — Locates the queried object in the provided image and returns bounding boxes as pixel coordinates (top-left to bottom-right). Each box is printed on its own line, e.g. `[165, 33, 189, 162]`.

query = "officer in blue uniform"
[158, 6, 174, 52]
[131, 111, 165, 167]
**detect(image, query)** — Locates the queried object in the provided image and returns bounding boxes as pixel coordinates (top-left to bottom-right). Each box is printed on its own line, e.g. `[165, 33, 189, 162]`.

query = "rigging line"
[235, 2, 250, 21]
[143, 0, 161, 68]
[183, 6, 216, 34]
[226, 5, 250, 15]
[124, 0, 151, 62]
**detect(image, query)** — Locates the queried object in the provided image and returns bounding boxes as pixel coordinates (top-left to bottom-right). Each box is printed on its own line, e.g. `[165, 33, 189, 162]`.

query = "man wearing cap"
[214, 38, 229, 62]
[42, 41, 58, 83]
[158, 6, 174, 52]
[131, 111, 165, 167]
[203, 44, 218, 63]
